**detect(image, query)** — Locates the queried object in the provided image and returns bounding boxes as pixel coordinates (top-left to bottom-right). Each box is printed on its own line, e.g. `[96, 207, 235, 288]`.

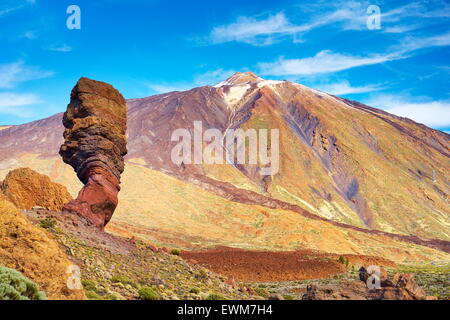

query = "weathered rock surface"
[0, 167, 72, 211]
[0, 193, 85, 300]
[59, 77, 127, 228]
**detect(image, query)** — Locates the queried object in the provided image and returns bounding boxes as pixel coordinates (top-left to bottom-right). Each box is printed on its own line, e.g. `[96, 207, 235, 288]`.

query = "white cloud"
[258, 29, 450, 77]
[0, 6, 20, 17]
[365, 94, 450, 128]
[0, 61, 53, 89]
[194, 68, 236, 86]
[48, 44, 72, 52]
[315, 80, 383, 95]
[146, 69, 236, 94]
[258, 50, 400, 76]
[315, 1, 369, 31]
[147, 83, 192, 94]
[305, 1, 450, 32]
[383, 25, 418, 34]
[0, 0, 37, 17]
[396, 31, 450, 53]
[205, 1, 450, 46]
[0, 92, 39, 117]
[210, 13, 314, 45]
[23, 30, 37, 39]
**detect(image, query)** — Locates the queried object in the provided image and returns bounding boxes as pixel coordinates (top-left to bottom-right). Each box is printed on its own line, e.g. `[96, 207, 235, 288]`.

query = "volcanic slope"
[0, 72, 448, 261]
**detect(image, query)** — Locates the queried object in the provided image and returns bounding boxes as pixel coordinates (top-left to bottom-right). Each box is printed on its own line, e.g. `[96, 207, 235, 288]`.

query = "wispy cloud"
[23, 30, 37, 39]
[0, 92, 39, 117]
[396, 31, 450, 53]
[258, 30, 450, 77]
[0, 6, 20, 17]
[48, 44, 73, 52]
[194, 68, 236, 86]
[315, 80, 383, 95]
[365, 94, 450, 128]
[383, 25, 419, 34]
[0, 61, 54, 89]
[147, 83, 193, 94]
[206, 1, 450, 46]
[0, 0, 37, 17]
[297, 0, 450, 32]
[258, 50, 400, 76]
[146, 68, 236, 94]
[209, 13, 314, 45]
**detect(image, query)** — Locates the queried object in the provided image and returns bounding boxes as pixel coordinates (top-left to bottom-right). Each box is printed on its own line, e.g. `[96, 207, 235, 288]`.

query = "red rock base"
[62, 166, 120, 228]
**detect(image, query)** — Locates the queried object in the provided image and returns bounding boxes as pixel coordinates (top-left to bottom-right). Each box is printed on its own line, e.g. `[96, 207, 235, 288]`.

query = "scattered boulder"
[302, 281, 368, 300]
[0, 168, 72, 211]
[147, 245, 159, 253]
[59, 77, 127, 228]
[129, 236, 137, 245]
[301, 283, 318, 300]
[358, 266, 368, 282]
[370, 273, 429, 300]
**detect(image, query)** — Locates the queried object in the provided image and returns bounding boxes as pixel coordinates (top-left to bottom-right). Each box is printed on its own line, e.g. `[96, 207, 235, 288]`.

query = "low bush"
[138, 286, 160, 300]
[338, 256, 349, 266]
[0, 266, 47, 300]
[254, 287, 269, 298]
[111, 274, 137, 288]
[38, 218, 56, 229]
[190, 287, 200, 294]
[206, 293, 226, 300]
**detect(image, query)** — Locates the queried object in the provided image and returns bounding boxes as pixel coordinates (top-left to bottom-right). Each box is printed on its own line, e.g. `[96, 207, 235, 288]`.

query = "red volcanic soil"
[182, 247, 395, 282]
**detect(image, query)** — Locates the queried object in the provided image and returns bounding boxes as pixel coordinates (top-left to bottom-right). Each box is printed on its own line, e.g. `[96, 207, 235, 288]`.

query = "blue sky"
[0, 0, 449, 132]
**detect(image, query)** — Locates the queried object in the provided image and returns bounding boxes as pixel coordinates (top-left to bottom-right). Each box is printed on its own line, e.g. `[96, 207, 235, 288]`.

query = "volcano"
[0, 72, 449, 262]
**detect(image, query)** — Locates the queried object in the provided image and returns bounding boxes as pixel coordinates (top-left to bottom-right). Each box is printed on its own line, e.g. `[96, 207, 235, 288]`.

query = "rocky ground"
[181, 247, 396, 282]
[24, 208, 253, 300]
[21, 207, 449, 300]
[244, 264, 449, 300]
[387, 263, 450, 299]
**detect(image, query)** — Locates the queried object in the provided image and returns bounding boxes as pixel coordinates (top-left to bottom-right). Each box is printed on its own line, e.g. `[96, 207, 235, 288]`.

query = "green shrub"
[138, 286, 160, 300]
[85, 289, 119, 300]
[338, 256, 349, 266]
[283, 294, 295, 300]
[111, 274, 137, 288]
[0, 266, 47, 300]
[85, 290, 103, 300]
[104, 293, 118, 300]
[38, 218, 56, 229]
[206, 293, 226, 300]
[254, 287, 269, 298]
[81, 279, 97, 291]
[171, 249, 181, 256]
[190, 287, 200, 294]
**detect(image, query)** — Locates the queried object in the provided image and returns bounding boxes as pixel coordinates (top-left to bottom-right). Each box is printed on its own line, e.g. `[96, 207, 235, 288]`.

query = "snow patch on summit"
[222, 84, 251, 107]
[214, 72, 285, 108]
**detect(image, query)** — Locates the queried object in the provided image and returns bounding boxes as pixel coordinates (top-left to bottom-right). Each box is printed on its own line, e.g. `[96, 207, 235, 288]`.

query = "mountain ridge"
[0, 73, 449, 260]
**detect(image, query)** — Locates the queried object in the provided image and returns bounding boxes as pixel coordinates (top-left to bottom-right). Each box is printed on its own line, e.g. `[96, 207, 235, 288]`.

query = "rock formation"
[59, 77, 127, 228]
[0, 193, 85, 300]
[302, 271, 434, 300]
[1, 167, 72, 211]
